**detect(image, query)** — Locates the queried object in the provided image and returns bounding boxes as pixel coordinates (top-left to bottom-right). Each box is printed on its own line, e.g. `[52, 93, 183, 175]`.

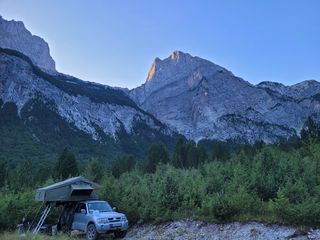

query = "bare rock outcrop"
[0, 16, 56, 72]
[130, 51, 320, 143]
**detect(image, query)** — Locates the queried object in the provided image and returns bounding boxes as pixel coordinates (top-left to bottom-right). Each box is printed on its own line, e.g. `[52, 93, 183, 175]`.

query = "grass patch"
[0, 232, 73, 240]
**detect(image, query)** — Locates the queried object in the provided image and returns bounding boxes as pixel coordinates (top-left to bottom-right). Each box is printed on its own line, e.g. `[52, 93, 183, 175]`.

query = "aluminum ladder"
[32, 203, 52, 235]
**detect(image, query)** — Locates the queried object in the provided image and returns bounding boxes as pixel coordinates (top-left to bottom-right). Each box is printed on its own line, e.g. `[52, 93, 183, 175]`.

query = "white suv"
[72, 200, 128, 240]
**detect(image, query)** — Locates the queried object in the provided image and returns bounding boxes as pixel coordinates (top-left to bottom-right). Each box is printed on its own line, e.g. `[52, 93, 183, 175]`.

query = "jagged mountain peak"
[1, 16, 319, 145]
[146, 51, 192, 82]
[0, 15, 56, 72]
[131, 50, 320, 143]
[170, 50, 192, 61]
[0, 15, 25, 32]
[145, 50, 226, 84]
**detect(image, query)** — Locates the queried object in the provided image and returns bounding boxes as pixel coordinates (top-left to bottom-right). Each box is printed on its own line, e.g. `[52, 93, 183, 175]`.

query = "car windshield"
[87, 202, 113, 213]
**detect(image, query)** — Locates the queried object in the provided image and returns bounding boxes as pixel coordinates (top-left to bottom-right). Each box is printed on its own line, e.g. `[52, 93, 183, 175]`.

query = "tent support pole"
[32, 203, 52, 235]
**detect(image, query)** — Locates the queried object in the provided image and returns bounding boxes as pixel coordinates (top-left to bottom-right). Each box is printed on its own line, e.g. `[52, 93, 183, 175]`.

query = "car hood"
[91, 212, 125, 218]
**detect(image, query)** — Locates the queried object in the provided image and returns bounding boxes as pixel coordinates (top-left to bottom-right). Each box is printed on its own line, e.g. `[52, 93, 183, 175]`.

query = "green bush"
[2, 133, 320, 230]
[0, 190, 37, 230]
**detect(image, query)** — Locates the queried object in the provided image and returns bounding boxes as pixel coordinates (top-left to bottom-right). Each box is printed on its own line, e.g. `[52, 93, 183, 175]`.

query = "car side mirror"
[81, 209, 86, 214]
[113, 207, 117, 211]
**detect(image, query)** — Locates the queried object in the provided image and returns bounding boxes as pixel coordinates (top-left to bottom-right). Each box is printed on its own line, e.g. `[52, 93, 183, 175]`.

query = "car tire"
[114, 230, 127, 239]
[86, 223, 99, 240]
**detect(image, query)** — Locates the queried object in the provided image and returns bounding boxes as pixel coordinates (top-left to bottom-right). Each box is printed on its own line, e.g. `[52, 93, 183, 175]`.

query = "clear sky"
[0, 0, 319, 89]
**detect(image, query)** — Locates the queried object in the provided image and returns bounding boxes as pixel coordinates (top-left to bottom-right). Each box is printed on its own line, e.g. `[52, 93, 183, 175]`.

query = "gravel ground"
[124, 220, 320, 240]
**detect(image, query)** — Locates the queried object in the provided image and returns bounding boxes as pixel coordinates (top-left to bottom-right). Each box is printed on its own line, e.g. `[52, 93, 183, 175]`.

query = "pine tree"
[111, 155, 136, 178]
[212, 141, 230, 161]
[0, 160, 6, 188]
[172, 137, 187, 168]
[84, 157, 104, 182]
[197, 145, 208, 165]
[186, 143, 198, 168]
[144, 143, 169, 173]
[301, 116, 320, 141]
[53, 148, 79, 180]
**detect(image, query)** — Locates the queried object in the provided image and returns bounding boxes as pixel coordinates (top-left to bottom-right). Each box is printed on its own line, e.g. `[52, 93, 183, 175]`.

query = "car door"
[72, 203, 88, 231]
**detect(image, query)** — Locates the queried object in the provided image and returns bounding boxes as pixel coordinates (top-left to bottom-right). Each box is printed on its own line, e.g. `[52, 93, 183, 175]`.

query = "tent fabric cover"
[35, 176, 100, 202]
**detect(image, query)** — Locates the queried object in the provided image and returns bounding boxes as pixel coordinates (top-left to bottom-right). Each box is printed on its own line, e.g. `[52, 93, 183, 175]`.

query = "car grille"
[108, 217, 121, 223]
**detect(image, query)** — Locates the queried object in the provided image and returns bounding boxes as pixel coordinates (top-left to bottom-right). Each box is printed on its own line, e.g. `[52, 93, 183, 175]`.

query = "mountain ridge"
[1, 15, 319, 150]
[130, 51, 320, 143]
[0, 47, 177, 161]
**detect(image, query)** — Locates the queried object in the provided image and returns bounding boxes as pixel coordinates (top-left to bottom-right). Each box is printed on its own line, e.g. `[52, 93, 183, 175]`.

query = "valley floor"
[125, 220, 320, 240]
[2, 220, 320, 240]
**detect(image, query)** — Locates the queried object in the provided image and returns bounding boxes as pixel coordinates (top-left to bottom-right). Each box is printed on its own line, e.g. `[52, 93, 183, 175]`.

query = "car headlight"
[97, 218, 109, 224]
[121, 216, 127, 221]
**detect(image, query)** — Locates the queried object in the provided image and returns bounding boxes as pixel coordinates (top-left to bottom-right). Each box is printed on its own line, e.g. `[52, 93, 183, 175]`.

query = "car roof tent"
[35, 176, 100, 203]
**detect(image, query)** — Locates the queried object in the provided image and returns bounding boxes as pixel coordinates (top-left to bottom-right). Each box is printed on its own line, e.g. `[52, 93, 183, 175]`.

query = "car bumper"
[96, 221, 128, 233]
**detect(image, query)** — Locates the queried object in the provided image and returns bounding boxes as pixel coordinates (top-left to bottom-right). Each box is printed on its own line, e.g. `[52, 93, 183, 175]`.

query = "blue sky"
[1, 0, 319, 89]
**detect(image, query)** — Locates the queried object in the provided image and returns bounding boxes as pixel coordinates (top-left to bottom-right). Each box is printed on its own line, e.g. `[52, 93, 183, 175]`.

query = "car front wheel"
[86, 223, 99, 240]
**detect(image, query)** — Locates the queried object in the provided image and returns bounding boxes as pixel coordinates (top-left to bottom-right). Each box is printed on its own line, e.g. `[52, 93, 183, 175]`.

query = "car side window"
[75, 203, 86, 213]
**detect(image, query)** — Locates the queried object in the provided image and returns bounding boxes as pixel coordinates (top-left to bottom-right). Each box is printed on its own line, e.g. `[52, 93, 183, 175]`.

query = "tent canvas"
[35, 176, 100, 202]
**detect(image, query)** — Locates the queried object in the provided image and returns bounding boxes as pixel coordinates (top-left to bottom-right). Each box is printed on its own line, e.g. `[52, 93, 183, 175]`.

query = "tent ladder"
[32, 203, 52, 235]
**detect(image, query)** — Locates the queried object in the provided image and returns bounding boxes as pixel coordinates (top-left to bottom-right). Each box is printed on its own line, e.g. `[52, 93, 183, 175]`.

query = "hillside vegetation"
[0, 118, 320, 232]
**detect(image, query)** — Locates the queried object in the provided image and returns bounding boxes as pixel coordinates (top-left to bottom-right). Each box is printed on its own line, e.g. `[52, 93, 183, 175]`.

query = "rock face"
[1, 15, 319, 146]
[130, 51, 320, 143]
[0, 16, 176, 160]
[257, 80, 320, 100]
[0, 16, 56, 72]
[0, 48, 173, 159]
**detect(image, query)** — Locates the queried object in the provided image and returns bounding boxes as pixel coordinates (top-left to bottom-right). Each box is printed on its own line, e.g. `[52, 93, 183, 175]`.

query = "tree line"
[0, 117, 320, 230]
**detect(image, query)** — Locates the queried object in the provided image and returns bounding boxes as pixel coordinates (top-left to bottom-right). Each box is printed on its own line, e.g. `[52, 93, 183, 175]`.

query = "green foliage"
[269, 189, 291, 222]
[211, 141, 230, 161]
[283, 180, 309, 204]
[83, 158, 105, 182]
[269, 189, 320, 225]
[53, 148, 79, 180]
[172, 138, 208, 168]
[0, 233, 71, 240]
[0, 190, 37, 230]
[2, 118, 320, 231]
[97, 137, 320, 226]
[210, 193, 238, 221]
[301, 116, 320, 141]
[144, 143, 169, 173]
[172, 137, 188, 168]
[111, 155, 136, 178]
[0, 97, 181, 165]
[0, 160, 7, 188]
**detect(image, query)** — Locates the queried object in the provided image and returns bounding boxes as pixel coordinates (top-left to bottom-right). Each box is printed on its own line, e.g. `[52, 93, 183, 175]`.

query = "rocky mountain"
[0, 16, 55, 72]
[257, 80, 320, 100]
[0, 48, 176, 161]
[0, 17, 176, 162]
[1, 15, 319, 164]
[130, 51, 320, 143]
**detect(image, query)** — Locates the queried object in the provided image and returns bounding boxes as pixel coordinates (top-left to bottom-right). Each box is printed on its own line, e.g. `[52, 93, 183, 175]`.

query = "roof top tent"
[31, 177, 101, 235]
[35, 176, 100, 203]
